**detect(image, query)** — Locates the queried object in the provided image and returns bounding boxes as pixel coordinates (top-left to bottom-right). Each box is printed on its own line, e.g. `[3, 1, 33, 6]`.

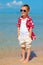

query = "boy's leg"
[20, 47, 26, 61]
[23, 48, 31, 63]
[23, 42, 32, 63]
[23, 36, 32, 63]
[20, 42, 26, 61]
[26, 48, 31, 61]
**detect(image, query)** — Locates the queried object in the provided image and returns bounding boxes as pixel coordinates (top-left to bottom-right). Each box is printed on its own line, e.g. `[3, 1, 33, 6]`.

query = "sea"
[0, 13, 43, 49]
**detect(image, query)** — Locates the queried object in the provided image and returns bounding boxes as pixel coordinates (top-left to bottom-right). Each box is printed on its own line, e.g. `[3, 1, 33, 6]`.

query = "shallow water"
[0, 14, 43, 48]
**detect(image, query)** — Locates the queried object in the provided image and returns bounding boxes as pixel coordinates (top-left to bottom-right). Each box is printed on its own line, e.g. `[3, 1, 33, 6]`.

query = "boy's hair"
[22, 4, 30, 11]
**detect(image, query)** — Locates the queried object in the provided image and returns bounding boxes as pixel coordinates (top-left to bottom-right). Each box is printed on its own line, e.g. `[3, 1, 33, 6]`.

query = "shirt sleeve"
[16, 18, 21, 28]
[29, 18, 34, 29]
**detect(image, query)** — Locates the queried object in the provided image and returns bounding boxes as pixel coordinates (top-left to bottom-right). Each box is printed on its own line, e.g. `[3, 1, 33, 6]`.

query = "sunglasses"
[20, 9, 27, 12]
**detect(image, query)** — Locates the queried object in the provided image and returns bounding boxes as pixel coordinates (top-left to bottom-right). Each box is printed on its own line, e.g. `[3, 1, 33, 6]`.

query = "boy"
[17, 4, 36, 63]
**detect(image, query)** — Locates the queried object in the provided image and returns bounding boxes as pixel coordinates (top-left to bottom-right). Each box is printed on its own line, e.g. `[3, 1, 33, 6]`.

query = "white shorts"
[18, 34, 32, 48]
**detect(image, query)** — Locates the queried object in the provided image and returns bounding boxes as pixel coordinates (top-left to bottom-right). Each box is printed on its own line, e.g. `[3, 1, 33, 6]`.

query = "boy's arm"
[29, 27, 32, 38]
[17, 27, 20, 37]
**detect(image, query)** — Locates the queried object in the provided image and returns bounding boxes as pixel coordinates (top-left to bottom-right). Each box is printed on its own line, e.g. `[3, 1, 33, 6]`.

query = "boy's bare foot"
[23, 59, 29, 63]
[20, 58, 25, 62]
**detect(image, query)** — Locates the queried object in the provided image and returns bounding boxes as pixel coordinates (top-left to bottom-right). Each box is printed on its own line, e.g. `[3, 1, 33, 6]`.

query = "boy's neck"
[22, 15, 28, 19]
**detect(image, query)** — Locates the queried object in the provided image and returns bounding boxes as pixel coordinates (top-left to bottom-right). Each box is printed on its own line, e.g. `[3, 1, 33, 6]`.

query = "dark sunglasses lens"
[24, 10, 26, 12]
[20, 9, 22, 12]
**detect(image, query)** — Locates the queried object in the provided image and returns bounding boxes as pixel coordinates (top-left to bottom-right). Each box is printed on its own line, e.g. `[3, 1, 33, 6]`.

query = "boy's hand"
[17, 27, 20, 38]
[29, 27, 32, 38]
[17, 34, 20, 40]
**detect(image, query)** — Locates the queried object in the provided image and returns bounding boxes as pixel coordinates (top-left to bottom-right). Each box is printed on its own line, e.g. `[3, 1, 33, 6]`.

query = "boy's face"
[20, 6, 29, 17]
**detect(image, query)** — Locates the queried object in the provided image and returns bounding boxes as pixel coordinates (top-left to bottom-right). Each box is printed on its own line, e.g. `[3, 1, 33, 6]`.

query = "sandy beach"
[0, 47, 43, 65]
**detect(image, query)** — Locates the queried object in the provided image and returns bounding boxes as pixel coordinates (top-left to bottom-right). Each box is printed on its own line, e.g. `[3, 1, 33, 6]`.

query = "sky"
[0, 0, 43, 14]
